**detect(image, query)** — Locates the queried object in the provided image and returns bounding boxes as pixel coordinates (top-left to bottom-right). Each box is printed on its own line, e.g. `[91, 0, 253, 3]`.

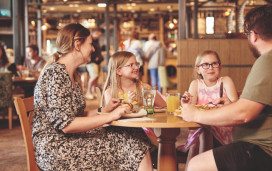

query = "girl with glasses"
[180, 50, 238, 169]
[101, 51, 166, 154]
[101, 51, 166, 107]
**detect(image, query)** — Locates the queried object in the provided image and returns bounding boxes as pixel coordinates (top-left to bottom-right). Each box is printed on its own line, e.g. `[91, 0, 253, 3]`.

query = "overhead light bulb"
[169, 22, 174, 29]
[98, 3, 106, 7]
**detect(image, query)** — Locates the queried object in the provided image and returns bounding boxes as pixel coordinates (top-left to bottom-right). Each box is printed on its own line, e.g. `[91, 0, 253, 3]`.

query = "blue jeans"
[149, 68, 161, 92]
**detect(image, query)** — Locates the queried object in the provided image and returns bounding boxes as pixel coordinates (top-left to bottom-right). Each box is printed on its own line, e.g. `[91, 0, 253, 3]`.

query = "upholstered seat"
[0, 71, 13, 129]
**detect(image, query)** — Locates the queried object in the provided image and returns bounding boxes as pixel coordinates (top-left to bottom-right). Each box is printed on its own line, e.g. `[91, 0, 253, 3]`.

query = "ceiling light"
[41, 23, 50, 31]
[31, 20, 35, 27]
[98, 3, 106, 7]
[169, 22, 174, 29]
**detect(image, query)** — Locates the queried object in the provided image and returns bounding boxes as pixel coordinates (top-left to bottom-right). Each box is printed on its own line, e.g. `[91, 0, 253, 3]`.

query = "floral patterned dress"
[33, 62, 151, 171]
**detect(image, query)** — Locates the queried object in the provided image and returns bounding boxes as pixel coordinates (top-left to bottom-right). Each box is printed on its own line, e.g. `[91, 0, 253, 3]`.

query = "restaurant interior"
[0, 0, 271, 171]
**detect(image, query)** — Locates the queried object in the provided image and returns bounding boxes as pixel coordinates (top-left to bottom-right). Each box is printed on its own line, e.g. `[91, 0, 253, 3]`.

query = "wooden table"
[110, 112, 201, 171]
[12, 77, 38, 97]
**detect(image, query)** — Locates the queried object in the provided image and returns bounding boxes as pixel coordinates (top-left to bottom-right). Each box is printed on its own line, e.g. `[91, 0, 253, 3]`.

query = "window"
[206, 17, 214, 34]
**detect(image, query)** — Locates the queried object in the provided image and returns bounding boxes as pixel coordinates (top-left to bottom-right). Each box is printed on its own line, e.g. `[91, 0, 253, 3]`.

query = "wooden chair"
[13, 96, 40, 171]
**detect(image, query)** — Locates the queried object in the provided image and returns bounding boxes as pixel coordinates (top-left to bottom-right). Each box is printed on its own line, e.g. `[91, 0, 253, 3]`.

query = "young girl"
[101, 51, 166, 108]
[181, 50, 238, 166]
[101, 51, 166, 149]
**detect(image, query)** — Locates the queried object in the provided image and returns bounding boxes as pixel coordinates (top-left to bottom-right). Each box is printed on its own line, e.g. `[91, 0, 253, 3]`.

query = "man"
[182, 5, 272, 171]
[86, 29, 104, 100]
[18, 44, 46, 77]
[143, 33, 166, 92]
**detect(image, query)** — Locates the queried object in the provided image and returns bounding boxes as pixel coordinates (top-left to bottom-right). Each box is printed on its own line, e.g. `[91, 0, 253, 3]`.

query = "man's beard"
[248, 41, 261, 58]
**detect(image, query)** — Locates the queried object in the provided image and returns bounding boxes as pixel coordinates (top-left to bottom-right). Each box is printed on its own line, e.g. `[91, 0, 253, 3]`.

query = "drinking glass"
[142, 87, 156, 114]
[166, 92, 180, 114]
[22, 70, 29, 79]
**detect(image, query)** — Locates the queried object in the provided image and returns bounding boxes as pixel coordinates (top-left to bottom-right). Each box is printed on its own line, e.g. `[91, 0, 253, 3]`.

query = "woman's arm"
[62, 104, 130, 133]
[222, 76, 238, 102]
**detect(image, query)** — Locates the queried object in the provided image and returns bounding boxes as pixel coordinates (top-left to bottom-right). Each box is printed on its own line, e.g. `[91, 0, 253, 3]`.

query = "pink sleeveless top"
[185, 77, 232, 150]
[197, 77, 226, 105]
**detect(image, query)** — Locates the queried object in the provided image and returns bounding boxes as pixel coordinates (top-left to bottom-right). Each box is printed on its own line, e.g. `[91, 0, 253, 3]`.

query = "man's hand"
[181, 104, 198, 122]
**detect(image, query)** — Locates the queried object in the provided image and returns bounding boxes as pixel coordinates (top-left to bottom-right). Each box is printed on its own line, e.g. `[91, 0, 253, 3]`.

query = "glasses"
[243, 30, 258, 36]
[122, 63, 140, 68]
[244, 31, 250, 36]
[198, 62, 220, 69]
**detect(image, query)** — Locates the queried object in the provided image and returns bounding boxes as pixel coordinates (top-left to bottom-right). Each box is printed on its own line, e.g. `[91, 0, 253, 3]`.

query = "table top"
[110, 112, 201, 128]
[12, 77, 38, 83]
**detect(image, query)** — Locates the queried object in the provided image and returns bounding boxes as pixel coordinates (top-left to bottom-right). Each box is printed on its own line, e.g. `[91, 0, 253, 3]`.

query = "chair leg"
[8, 106, 12, 130]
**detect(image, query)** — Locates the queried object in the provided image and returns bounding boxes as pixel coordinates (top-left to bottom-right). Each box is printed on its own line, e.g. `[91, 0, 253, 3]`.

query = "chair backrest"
[96, 87, 102, 107]
[13, 96, 40, 171]
[0, 71, 12, 108]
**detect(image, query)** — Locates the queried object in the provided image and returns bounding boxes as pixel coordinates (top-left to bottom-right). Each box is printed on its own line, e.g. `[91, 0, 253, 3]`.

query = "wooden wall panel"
[177, 39, 255, 93]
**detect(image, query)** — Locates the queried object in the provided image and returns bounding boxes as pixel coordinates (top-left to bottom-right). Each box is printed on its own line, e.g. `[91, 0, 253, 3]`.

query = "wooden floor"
[0, 98, 99, 171]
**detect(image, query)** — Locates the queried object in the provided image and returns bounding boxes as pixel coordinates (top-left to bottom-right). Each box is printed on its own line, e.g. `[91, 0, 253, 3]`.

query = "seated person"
[17, 44, 46, 77]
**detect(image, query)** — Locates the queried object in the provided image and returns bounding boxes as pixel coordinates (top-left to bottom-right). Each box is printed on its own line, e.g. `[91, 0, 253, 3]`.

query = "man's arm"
[182, 98, 265, 126]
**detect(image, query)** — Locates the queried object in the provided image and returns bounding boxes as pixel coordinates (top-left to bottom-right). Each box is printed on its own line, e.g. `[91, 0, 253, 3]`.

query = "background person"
[182, 5, 272, 171]
[17, 44, 46, 77]
[143, 33, 166, 92]
[0, 44, 9, 71]
[124, 31, 145, 77]
[85, 28, 104, 100]
[33, 23, 153, 171]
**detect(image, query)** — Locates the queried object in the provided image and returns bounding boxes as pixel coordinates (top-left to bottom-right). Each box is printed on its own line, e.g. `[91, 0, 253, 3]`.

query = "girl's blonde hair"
[41, 23, 90, 86]
[101, 51, 142, 106]
[194, 50, 221, 79]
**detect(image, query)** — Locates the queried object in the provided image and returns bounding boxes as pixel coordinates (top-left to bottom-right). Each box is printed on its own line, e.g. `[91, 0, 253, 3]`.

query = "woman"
[33, 23, 153, 171]
[0, 44, 9, 71]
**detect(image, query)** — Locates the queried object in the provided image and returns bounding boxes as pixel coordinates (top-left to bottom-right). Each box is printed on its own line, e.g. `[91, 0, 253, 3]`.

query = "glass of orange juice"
[166, 93, 180, 114]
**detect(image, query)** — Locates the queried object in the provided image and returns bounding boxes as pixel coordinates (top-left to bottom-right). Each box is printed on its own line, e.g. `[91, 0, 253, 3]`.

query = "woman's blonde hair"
[194, 50, 221, 79]
[41, 24, 90, 85]
[101, 51, 142, 106]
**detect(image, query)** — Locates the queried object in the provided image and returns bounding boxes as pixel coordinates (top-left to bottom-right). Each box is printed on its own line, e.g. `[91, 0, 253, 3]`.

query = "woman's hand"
[127, 91, 137, 103]
[110, 104, 131, 120]
[181, 104, 197, 122]
[181, 91, 192, 104]
[102, 98, 121, 113]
